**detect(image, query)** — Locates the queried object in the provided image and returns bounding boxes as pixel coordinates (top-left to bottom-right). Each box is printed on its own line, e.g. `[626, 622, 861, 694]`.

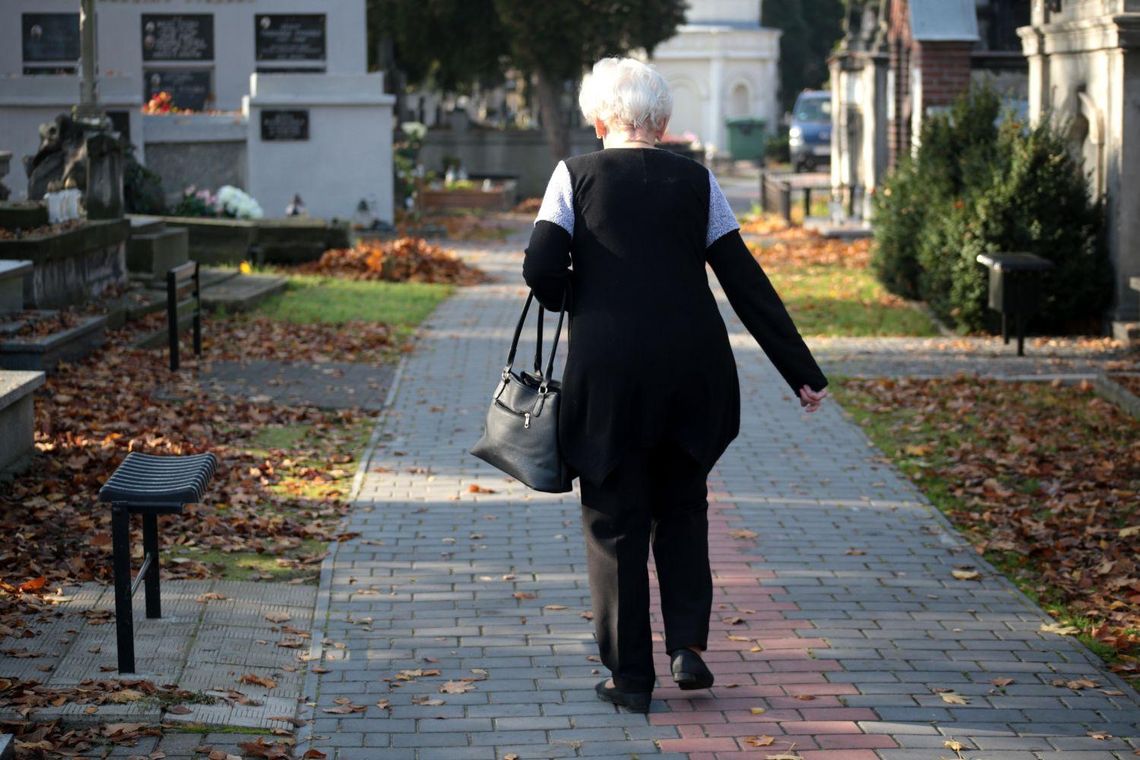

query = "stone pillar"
[709, 54, 725, 155]
[1021, 3, 1140, 328]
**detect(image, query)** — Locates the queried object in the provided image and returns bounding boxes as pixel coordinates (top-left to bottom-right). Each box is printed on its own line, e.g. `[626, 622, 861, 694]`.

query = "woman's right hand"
[799, 385, 828, 413]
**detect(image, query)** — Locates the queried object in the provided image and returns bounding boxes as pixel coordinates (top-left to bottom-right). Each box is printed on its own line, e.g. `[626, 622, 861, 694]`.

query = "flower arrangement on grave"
[216, 185, 264, 220]
[142, 91, 180, 115]
[172, 185, 264, 220]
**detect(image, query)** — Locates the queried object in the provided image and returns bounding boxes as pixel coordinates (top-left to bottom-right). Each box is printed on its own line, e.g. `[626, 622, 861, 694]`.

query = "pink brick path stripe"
[645, 481, 897, 757]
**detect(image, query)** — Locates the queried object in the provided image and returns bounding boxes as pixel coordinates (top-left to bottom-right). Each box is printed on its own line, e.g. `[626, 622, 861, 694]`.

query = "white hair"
[578, 57, 673, 134]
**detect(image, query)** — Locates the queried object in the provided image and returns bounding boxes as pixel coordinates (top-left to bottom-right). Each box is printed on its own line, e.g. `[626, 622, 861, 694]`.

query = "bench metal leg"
[142, 513, 161, 619]
[111, 504, 135, 674]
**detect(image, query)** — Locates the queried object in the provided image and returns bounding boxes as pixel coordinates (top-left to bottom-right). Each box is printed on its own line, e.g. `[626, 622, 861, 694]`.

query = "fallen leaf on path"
[1040, 622, 1080, 635]
[239, 674, 278, 689]
[744, 735, 775, 747]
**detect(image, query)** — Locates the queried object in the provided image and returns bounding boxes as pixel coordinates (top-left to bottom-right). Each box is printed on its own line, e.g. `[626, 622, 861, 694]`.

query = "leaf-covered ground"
[2, 271, 455, 624]
[834, 376, 1140, 681]
[741, 214, 939, 337]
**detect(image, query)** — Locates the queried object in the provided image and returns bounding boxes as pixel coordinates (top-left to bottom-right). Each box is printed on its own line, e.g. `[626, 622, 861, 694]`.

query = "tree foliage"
[762, 0, 847, 112]
[368, 0, 686, 159]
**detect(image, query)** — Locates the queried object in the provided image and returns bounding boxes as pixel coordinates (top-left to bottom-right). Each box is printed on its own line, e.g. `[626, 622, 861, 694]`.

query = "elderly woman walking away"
[522, 57, 829, 714]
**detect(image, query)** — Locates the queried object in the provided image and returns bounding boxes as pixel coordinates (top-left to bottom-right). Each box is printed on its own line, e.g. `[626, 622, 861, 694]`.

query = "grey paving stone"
[287, 237, 1140, 759]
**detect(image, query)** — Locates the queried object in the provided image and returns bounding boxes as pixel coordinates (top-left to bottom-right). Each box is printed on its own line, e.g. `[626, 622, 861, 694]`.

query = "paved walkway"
[301, 238, 1140, 759]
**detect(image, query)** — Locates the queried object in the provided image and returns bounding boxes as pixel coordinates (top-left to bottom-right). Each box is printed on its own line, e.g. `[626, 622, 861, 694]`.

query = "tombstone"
[85, 131, 124, 220]
[0, 261, 31, 317]
[0, 151, 10, 201]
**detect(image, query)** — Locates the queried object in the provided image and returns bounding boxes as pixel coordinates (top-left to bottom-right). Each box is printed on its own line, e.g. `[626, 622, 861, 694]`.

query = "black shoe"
[669, 648, 714, 690]
[595, 679, 651, 713]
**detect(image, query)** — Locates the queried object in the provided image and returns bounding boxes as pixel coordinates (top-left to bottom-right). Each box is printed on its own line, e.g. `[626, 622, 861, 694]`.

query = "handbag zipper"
[524, 413, 531, 429]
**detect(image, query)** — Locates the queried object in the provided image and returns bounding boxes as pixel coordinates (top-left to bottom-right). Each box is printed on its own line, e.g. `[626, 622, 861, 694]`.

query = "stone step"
[200, 271, 287, 313]
[127, 227, 189, 277]
[0, 369, 44, 477]
[128, 214, 167, 236]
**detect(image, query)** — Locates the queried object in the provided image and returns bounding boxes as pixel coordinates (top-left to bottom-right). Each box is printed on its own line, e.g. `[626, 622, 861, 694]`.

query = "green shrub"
[121, 141, 167, 215]
[872, 87, 1000, 300]
[925, 122, 1110, 332]
[874, 85, 1109, 334]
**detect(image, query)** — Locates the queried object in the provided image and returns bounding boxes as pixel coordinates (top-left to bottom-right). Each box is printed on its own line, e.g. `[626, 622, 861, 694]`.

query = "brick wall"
[886, 0, 976, 167]
[916, 41, 975, 107]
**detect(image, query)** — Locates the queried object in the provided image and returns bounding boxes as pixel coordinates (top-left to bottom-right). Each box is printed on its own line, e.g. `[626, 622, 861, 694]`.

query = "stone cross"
[77, 0, 100, 119]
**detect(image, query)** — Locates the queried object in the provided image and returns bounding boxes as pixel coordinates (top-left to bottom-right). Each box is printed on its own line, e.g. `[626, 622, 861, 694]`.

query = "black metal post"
[758, 169, 767, 213]
[167, 269, 180, 371]
[191, 262, 202, 358]
[142, 512, 161, 619]
[804, 187, 813, 221]
[781, 185, 792, 225]
[1016, 312, 1026, 357]
[111, 504, 135, 674]
[1001, 313, 1009, 344]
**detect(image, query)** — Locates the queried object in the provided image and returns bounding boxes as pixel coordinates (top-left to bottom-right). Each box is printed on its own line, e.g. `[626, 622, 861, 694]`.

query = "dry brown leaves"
[0, 678, 196, 716]
[0, 325, 366, 599]
[1, 717, 161, 757]
[0, 220, 85, 240]
[842, 375, 1140, 677]
[1109, 373, 1140, 398]
[293, 237, 486, 285]
[512, 198, 542, 215]
[749, 233, 872, 272]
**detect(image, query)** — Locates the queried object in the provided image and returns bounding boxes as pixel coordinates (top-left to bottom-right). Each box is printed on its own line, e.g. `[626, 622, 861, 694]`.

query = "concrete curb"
[1094, 372, 1140, 420]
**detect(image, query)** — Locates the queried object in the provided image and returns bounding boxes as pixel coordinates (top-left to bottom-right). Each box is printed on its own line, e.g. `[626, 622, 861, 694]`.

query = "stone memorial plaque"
[255, 15, 327, 62]
[260, 110, 311, 142]
[142, 14, 215, 61]
[22, 13, 80, 62]
[145, 69, 213, 112]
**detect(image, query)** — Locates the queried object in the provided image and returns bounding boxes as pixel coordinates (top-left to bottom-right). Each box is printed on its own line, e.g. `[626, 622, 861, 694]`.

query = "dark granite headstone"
[107, 111, 131, 145]
[141, 14, 214, 61]
[145, 69, 212, 111]
[85, 133, 124, 220]
[22, 13, 80, 62]
[261, 110, 310, 141]
[255, 14, 326, 61]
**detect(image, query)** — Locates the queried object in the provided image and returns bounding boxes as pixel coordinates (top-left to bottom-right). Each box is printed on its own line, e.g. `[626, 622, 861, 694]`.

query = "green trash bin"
[725, 118, 767, 160]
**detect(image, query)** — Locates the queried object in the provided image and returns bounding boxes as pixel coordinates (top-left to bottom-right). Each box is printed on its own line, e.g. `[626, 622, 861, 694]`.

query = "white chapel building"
[648, 0, 782, 155]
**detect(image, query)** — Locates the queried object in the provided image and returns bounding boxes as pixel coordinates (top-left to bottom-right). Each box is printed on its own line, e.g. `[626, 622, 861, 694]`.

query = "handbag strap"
[503, 287, 570, 382]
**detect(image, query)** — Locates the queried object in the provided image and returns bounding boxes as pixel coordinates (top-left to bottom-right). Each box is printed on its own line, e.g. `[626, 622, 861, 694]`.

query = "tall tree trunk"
[534, 71, 571, 163]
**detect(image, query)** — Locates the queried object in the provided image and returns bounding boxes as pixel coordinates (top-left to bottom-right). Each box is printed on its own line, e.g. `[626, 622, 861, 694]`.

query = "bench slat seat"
[97, 451, 217, 674]
[98, 452, 216, 508]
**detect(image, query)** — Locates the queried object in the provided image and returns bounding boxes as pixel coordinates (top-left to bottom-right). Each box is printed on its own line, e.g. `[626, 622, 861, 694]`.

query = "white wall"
[651, 26, 781, 154]
[0, 76, 142, 200]
[0, 0, 367, 111]
[245, 73, 395, 222]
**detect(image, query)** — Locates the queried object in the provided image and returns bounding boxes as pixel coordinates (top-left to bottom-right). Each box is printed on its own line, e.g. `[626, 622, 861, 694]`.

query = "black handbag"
[470, 289, 573, 493]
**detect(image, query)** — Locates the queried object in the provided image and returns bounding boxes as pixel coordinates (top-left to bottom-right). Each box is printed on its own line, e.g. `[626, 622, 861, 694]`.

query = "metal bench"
[167, 261, 202, 371]
[98, 451, 217, 673]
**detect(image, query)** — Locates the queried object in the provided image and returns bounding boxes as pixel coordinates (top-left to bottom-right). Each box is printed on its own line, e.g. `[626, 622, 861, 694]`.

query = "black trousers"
[579, 441, 713, 692]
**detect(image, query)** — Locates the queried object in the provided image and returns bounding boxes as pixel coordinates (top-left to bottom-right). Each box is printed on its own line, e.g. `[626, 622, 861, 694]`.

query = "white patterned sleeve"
[534, 160, 574, 237]
[706, 169, 740, 247]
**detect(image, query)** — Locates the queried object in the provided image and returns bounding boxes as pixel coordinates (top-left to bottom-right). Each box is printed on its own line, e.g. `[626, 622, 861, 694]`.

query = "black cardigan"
[523, 148, 827, 485]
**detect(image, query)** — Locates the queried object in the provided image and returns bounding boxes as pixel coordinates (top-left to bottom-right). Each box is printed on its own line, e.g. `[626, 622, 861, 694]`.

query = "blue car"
[789, 91, 832, 173]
